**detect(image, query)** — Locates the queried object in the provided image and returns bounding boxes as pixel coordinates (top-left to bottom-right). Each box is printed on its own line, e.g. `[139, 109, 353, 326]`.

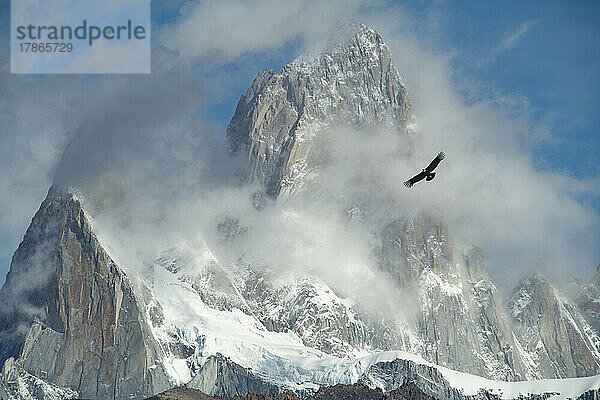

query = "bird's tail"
[403, 181, 412, 188]
[438, 150, 446, 160]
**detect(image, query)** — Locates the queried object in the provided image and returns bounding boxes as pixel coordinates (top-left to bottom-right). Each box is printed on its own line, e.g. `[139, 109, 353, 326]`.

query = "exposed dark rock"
[0, 186, 171, 399]
[187, 354, 279, 398]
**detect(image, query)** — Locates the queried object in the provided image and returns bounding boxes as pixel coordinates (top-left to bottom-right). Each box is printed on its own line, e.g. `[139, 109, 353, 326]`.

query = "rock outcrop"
[0, 186, 171, 399]
[507, 275, 600, 378]
[376, 217, 529, 379]
[187, 354, 279, 397]
[574, 266, 600, 334]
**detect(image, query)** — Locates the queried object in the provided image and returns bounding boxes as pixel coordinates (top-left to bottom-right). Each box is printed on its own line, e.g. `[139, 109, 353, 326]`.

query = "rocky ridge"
[147, 382, 435, 400]
[507, 275, 600, 378]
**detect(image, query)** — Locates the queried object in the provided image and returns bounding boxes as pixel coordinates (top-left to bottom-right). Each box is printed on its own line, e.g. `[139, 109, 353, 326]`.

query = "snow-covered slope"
[138, 247, 600, 399]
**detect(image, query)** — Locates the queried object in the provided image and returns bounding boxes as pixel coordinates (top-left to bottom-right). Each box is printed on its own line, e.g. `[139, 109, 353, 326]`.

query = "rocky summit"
[1, 24, 600, 400]
[0, 187, 172, 399]
[226, 24, 416, 197]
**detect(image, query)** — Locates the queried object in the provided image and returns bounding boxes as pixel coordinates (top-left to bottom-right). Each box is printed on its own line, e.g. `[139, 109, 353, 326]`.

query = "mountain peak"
[507, 271, 600, 378]
[286, 23, 392, 72]
[0, 184, 171, 398]
[227, 24, 415, 196]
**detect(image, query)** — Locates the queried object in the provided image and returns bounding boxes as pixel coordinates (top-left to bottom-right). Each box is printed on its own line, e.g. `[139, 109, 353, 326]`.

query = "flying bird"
[404, 151, 446, 188]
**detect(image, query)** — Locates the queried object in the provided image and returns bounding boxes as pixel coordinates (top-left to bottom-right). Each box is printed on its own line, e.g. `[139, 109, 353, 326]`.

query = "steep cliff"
[188, 354, 279, 397]
[574, 266, 600, 334]
[0, 186, 171, 399]
[507, 275, 600, 378]
[376, 217, 530, 379]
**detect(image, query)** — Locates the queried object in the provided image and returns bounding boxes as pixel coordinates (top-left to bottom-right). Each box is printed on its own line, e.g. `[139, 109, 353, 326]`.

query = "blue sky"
[0, 0, 598, 285]
[429, 1, 599, 177]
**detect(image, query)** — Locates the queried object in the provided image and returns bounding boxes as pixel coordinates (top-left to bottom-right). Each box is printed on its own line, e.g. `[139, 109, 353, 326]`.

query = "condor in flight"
[404, 151, 446, 188]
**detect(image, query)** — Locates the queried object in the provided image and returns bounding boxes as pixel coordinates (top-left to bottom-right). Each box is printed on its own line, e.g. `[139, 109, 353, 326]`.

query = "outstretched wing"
[404, 170, 428, 188]
[424, 151, 446, 173]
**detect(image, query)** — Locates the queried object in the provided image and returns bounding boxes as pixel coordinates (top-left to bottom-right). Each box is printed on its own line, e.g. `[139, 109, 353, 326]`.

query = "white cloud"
[471, 19, 539, 67]
[158, 0, 372, 67]
[499, 19, 539, 51]
[376, 24, 598, 288]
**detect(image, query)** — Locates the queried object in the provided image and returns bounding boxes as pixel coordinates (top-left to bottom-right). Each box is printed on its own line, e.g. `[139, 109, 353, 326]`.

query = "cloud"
[472, 19, 539, 67]
[0, 62, 77, 285]
[158, 0, 373, 67]
[376, 24, 598, 289]
[498, 19, 539, 51]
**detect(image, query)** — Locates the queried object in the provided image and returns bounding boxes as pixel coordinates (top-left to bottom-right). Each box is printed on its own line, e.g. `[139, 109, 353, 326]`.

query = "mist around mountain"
[1, 24, 599, 400]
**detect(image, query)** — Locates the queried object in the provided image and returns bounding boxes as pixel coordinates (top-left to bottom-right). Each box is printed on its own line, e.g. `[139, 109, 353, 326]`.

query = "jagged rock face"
[161, 208, 530, 380]
[227, 24, 416, 197]
[155, 248, 368, 358]
[376, 217, 527, 380]
[0, 356, 79, 400]
[187, 354, 279, 397]
[575, 266, 600, 334]
[507, 276, 600, 378]
[0, 186, 171, 399]
[255, 276, 368, 356]
[460, 249, 531, 378]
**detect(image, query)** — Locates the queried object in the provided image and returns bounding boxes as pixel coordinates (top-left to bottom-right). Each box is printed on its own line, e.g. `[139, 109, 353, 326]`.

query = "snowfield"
[144, 255, 600, 399]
